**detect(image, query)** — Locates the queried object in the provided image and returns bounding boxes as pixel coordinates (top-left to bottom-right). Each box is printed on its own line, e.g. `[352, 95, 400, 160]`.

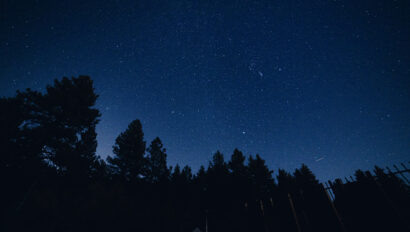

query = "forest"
[1, 76, 409, 232]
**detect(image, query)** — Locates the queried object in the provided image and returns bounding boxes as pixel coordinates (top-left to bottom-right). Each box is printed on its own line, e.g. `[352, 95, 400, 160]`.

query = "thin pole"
[322, 184, 347, 232]
[288, 193, 301, 232]
[324, 182, 334, 201]
[205, 211, 208, 232]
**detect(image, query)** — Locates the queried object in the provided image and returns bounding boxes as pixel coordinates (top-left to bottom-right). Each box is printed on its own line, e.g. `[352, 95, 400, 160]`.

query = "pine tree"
[229, 148, 247, 177]
[195, 165, 207, 181]
[107, 119, 146, 181]
[181, 165, 193, 183]
[248, 154, 275, 198]
[277, 169, 295, 192]
[294, 163, 319, 189]
[208, 150, 228, 174]
[9, 76, 102, 178]
[146, 137, 169, 183]
[0, 96, 31, 172]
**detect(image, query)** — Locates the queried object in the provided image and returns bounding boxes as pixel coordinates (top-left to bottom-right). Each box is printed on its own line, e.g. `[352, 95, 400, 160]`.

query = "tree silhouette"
[2, 76, 409, 232]
[107, 119, 146, 181]
[195, 165, 207, 182]
[208, 150, 228, 173]
[248, 154, 275, 199]
[294, 163, 319, 188]
[171, 164, 181, 183]
[1, 76, 101, 179]
[181, 165, 193, 183]
[39, 76, 101, 178]
[146, 137, 170, 183]
[277, 168, 295, 192]
[0, 95, 42, 174]
[229, 148, 247, 177]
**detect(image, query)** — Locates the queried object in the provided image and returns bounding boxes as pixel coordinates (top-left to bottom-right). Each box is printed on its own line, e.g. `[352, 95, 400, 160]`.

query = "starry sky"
[1, 0, 410, 181]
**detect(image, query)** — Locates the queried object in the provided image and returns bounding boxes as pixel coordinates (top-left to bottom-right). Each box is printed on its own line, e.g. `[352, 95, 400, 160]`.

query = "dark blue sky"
[1, 0, 409, 181]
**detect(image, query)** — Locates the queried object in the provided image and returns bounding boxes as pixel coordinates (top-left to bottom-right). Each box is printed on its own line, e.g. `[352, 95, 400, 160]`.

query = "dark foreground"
[1, 76, 409, 232]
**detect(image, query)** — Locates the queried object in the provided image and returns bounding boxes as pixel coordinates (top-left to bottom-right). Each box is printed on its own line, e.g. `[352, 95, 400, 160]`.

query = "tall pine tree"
[107, 119, 146, 181]
[146, 137, 169, 183]
[8, 76, 102, 178]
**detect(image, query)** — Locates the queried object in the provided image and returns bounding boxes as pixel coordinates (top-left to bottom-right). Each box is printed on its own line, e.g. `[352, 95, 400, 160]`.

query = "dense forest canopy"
[1, 76, 409, 232]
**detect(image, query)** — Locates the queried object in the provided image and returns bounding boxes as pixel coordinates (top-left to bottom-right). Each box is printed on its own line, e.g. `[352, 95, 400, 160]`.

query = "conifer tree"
[229, 148, 247, 177]
[277, 169, 295, 192]
[7, 76, 102, 178]
[171, 164, 181, 183]
[248, 154, 275, 198]
[208, 150, 228, 175]
[146, 137, 169, 183]
[107, 119, 146, 181]
[294, 164, 319, 189]
[181, 165, 193, 183]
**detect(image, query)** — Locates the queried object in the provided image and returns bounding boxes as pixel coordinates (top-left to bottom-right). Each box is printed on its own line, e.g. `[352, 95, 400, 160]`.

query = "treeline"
[1, 76, 409, 232]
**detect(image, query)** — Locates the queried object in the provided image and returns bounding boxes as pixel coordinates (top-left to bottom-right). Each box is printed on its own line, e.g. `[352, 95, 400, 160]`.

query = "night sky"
[1, 0, 409, 181]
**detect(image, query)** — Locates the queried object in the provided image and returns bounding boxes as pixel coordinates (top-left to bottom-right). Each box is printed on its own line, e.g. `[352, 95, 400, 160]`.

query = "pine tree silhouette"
[146, 137, 170, 183]
[2, 76, 409, 232]
[107, 119, 146, 181]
